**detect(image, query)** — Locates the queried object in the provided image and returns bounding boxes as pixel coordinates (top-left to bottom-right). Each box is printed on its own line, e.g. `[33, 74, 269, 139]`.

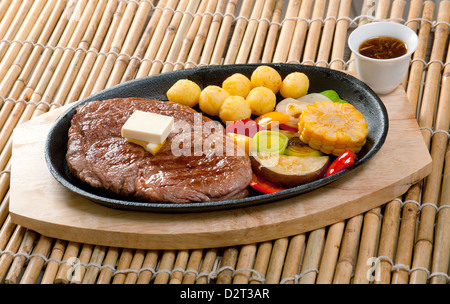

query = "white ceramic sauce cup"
[348, 22, 418, 95]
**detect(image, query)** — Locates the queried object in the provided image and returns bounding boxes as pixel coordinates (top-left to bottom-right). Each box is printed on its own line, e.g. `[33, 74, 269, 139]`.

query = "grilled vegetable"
[225, 118, 265, 138]
[227, 133, 253, 155]
[250, 152, 331, 188]
[279, 123, 299, 132]
[255, 111, 291, 129]
[298, 100, 368, 156]
[320, 90, 348, 103]
[326, 150, 358, 176]
[285, 137, 322, 157]
[275, 93, 331, 128]
[253, 130, 289, 155]
[249, 174, 285, 194]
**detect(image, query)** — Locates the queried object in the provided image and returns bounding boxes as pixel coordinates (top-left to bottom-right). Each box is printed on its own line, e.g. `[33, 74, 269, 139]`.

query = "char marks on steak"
[66, 98, 253, 203]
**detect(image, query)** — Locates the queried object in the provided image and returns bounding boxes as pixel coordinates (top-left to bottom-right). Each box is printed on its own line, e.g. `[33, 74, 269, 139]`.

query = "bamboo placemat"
[0, 0, 448, 285]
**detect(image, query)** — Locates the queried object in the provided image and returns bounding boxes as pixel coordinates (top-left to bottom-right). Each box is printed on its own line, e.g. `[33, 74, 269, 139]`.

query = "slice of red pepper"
[225, 118, 265, 138]
[278, 123, 299, 133]
[249, 174, 285, 194]
[326, 150, 358, 177]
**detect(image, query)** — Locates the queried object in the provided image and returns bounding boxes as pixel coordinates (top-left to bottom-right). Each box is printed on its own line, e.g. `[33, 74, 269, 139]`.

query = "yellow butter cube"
[121, 110, 174, 144]
[127, 138, 165, 155]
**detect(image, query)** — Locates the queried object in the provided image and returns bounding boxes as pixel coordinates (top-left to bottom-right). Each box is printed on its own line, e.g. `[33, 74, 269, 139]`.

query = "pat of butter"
[127, 138, 165, 155]
[121, 110, 174, 144]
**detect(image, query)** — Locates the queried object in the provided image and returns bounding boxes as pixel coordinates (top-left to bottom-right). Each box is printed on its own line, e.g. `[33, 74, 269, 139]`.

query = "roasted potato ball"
[222, 73, 252, 98]
[199, 85, 230, 116]
[246, 86, 276, 116]
[219, 96, 252, 123]
[250, 65, 282, 93]
[166, 79, 201, 107]
[280, 72, 309, 98]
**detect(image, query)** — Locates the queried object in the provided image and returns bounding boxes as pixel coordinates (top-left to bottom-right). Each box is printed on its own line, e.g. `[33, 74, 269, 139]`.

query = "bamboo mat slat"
[0, 0, 448, 285]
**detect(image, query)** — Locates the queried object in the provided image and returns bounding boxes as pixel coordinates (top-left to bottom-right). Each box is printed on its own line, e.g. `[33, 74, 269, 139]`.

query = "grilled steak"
[66, 98, 253, 204]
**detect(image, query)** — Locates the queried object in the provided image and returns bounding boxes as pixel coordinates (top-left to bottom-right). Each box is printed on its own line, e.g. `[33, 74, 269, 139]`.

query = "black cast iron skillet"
[45, 63, 388, 213]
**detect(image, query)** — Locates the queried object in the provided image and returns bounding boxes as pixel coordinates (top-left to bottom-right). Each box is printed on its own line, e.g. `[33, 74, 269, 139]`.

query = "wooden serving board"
[9, 86, 432, 250]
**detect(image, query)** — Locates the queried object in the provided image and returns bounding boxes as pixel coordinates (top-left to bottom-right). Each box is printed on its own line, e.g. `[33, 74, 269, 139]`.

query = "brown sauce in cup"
[358, 36, 407, 59]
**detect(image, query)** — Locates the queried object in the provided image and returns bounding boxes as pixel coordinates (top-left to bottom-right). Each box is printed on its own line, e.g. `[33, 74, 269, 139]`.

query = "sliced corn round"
[298, 100, 368, 156]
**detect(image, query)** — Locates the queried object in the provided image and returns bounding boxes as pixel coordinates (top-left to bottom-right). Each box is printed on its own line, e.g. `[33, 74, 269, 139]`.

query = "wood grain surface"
[9, 85, 432, 250]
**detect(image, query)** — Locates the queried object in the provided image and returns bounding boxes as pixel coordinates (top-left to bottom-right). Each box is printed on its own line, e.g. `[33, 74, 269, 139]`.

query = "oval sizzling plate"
[45, 63, 388, 213]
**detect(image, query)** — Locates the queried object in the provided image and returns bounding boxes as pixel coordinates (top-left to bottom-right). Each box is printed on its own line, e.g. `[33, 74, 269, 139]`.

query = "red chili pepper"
[249, 174, 285, 194]
[326, 150, 358, 177]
